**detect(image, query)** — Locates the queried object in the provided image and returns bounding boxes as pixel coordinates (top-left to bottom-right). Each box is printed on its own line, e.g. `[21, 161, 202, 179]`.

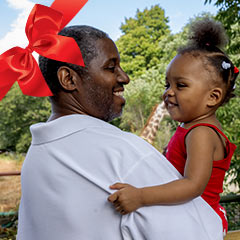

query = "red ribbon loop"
[0, 1, 87, 101]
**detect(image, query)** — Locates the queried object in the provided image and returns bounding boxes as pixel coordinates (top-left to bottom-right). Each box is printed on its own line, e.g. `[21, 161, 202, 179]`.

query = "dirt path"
[0, 159, 22, 212]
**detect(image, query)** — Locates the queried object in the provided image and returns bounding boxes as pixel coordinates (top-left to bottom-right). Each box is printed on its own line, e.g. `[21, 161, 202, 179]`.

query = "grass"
[0, 152, 25, 163]
[0, 153, 23, 240]
[0, 152, 23, 212]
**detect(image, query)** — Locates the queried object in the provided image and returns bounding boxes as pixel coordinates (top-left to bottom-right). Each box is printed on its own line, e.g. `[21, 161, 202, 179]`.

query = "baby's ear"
[207, 88, 223, 107]
[57, 66, 79, 91]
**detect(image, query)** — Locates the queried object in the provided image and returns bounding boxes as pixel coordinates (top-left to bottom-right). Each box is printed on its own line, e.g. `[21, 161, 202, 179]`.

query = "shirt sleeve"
[120, 152, 223, 240]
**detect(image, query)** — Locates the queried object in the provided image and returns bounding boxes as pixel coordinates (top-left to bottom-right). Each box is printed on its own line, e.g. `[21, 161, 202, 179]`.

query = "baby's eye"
[164, 83, 170, 89]
[177, 83, 186, 88]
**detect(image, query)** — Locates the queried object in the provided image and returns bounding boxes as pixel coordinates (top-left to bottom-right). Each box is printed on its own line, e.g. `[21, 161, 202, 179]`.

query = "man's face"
[76, 38, 130, 122]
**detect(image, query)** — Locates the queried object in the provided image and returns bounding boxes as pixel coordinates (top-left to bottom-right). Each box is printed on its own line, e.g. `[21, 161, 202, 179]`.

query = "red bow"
[234, 66, 239, 74]
[0, 0, 88, 101]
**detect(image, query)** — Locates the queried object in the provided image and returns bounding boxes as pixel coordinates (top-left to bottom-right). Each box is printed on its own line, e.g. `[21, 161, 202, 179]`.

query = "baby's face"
[163, 53, 214, 123]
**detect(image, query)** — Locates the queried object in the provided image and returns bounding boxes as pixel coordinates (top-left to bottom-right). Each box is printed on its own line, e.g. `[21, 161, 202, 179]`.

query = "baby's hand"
[108, 183, 143, 215]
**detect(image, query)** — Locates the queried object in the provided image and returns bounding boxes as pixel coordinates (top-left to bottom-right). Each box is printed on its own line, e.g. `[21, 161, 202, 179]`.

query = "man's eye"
[107, 66, 115, 72]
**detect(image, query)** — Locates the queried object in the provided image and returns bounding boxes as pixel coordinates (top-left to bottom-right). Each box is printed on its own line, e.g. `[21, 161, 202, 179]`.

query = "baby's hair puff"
[178, 17, 239, 105]
[189, 17, 228, 49]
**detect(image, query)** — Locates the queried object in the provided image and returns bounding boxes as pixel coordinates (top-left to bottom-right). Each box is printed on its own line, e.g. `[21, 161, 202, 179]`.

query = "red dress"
[165, 123, 236, 234]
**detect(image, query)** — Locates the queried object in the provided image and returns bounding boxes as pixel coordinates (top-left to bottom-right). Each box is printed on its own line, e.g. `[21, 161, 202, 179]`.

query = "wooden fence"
[0, 172, 240, 238]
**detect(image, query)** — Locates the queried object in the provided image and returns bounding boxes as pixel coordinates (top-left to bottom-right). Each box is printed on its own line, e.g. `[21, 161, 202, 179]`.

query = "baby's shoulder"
[186, 124, 221, 144]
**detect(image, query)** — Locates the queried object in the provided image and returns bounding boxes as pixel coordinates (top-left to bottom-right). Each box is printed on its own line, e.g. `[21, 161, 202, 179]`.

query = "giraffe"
[140, 101, 168, 144]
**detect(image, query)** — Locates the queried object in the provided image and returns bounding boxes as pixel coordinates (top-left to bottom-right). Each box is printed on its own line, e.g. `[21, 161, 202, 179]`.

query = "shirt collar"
[30, 114, 117, 145]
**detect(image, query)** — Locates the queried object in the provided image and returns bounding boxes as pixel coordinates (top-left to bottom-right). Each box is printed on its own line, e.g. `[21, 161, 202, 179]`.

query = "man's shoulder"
[93, 122, 154, 150]
[30, 114, 157, 156]
[74, 115, 153, 149]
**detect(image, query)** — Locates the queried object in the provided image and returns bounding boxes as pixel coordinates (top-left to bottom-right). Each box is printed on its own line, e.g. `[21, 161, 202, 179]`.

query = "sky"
[0, 0, 218, 55]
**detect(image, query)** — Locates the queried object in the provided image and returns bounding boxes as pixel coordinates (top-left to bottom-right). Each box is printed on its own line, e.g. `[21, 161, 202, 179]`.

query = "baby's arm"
[108, 126, 219, 215]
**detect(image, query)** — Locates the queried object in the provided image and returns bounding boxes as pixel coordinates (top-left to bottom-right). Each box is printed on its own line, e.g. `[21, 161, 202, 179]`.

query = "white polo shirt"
[17, 114, 223, 240]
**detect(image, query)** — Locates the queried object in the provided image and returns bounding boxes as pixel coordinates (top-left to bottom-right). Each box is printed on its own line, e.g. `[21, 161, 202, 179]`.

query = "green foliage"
[0, 84, 51, 153]
[152, 120, 174, 152]
[0, 152, 25, 163]
[120, 67, 165, 133]
[204, 0, 240, 28]
[116, 5, 170, 78]
[225, 23, 240, 67]
[216, 91, 240, 189]
[0, 226, 17, 240]
[221, 200, 240, 230]
[119, 18, 188, 134]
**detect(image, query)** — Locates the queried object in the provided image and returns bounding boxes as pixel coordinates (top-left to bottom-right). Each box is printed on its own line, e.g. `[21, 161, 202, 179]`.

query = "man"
[17, 25, 223, 240]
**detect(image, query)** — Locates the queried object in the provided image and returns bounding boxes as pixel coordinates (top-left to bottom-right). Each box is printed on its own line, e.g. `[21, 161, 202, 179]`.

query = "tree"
[204, 0, 240, 27]
[120, 67, 165, 133]
[120, 26, 188, 133]
[116, 5, 170, 78]
[0, 84, 51, 153]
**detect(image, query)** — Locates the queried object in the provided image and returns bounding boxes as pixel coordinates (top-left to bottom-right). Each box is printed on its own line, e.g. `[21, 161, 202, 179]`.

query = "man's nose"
[117, 67, 130, 85]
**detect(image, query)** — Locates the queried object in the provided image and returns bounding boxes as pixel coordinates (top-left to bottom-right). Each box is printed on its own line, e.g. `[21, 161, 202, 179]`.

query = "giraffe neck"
[140, 101, 168, 144]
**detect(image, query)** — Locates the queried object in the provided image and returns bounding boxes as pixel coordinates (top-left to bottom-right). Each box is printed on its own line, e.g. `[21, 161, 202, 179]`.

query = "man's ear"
[207, 87, 223, 107]
[57, 66, 80, 91]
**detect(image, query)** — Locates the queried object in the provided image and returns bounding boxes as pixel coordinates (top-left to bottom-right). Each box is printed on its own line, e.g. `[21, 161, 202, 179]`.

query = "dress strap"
[186, 123, 230, 142]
